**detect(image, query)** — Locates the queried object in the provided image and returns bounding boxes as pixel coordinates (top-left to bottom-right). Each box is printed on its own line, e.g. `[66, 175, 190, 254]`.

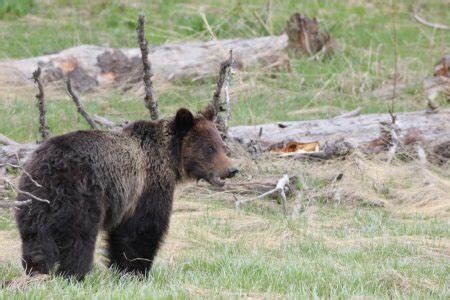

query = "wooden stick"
[413, 7, 450, 31]
[386, 129, 399, 164]
[390, 3, 398, 124]
[32, 67, 51, 141]
[0, 199, 32, 209]
[236, 174, 290, 215]
[1, 163, 43, 188]
[332, 107, 361, 119]
[137, 13, 159, 120]
[93, 114, 123, 132]
[417, 144, 427, 165]
[66, 79, 99, 130]
[212, 51, 234, 113]
[212, 50, 235, 134]
[2, 176, 50, 204]
[223, 50, 235, 129]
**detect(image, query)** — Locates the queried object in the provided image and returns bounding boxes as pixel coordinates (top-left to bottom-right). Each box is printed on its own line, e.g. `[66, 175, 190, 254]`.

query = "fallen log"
[229, 109, 450, 151]
[0, 144, 38, 166]
[1, 110, 448, 165]
[0, 39, 287, 92]
[0, 13, 333, 92]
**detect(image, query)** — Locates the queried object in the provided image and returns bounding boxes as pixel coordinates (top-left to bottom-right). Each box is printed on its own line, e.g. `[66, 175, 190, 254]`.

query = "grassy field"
[0, 0, 449, 142]
[0, 0, 449, 298]
[1, 165, 449, 298]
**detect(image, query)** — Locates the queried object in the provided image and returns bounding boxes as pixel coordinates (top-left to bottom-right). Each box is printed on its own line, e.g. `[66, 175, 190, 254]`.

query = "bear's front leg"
[106, 196, 171, 275]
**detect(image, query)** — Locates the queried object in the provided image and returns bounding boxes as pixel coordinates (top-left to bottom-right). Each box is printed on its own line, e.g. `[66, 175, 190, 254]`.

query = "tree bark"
[229, 109, 450, 150]
[0, 36, 289, 92]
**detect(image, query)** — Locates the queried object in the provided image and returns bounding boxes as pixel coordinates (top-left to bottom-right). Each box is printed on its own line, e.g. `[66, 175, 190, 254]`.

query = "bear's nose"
[227, 167, 239, 178]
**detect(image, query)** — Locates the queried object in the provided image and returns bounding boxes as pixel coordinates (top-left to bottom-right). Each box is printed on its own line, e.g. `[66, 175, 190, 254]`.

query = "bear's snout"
[226, 167, 239, 178]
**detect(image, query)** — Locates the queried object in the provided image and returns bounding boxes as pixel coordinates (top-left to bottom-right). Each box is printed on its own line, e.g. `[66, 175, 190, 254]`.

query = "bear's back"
[20, 130, 148, 228]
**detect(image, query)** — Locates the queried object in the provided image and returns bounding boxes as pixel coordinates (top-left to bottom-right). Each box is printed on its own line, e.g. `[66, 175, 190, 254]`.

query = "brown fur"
[15, 105, 237, 280]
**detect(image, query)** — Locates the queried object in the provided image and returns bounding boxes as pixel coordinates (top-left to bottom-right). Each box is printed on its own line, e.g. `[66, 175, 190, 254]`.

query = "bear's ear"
[201, 104, 216, 121]
[174, 108, 195, 134]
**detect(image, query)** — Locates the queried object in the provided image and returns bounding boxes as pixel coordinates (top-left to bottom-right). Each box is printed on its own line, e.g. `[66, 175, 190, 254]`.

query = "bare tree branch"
[137, 13, 159, 120]
[32, 67, 51, 141]
[1, 176, 49, 204]
[236, 174, 290, 215]
[66, 79, 99, 130]
[413, 6, 450, 31]
[390, 3, 398, 125]
[212, 50, 235, 134]
[93, 114, 124, 132]
[332, 107, 361, 119]
[1, 163, 43, 188]
[223, 50, 235, 130]
[386, 129, 399, 164]
[212, 51, 234, 113]
[0, 199, 32, 209]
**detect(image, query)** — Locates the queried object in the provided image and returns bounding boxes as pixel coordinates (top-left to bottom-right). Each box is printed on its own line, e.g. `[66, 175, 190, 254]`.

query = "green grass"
[0, 0, 34, 19]
[0, 202, 449, 298]
[0, 0, 449, 142]
[0, 1, 449, 298]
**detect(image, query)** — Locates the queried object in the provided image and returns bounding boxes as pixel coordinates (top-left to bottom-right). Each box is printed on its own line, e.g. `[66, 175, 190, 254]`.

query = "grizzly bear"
[15, 105, 238, 280]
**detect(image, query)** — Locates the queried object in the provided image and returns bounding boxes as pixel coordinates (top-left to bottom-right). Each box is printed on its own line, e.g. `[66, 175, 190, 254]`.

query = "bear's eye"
[206, 145, 216, 155]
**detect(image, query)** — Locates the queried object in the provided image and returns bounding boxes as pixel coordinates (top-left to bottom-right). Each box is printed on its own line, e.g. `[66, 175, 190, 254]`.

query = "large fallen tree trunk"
[0, 13, 333, 93]
[229, 109, 450, 150]
[0, 38, 288, 93]
[1, 110, 449, 165]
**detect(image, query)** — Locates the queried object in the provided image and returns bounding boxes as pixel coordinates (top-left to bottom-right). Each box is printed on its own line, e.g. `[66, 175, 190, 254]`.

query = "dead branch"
[333, 107, 361, 119]
[66, 79, 99, 130]
[1, 163, 43, 188]
[204, 176, 297, 196]
[137, 13, 159, 120]
[223, 50, 235, 130]
[0, 134, 19, 146]
[236, 174, 290, 215]
[417, 144, 427, 165]
[92, 114, 124, 132]
[390, 4, 398, 124]
[212, 50, 235, 134]
[413, 6, 450, 31]
[386, 128, 399, 164]
[0, 199, 32, 209]
[32, 67, 51, 141]
[1, 176, 49, 204]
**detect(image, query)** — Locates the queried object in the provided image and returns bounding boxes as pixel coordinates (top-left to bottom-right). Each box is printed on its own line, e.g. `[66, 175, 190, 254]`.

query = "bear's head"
[174, 104, 239, 187]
